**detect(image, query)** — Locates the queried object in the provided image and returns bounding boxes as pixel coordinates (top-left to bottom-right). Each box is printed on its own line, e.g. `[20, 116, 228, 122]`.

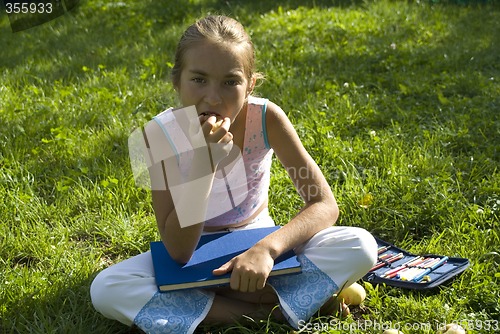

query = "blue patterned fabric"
[134, 289, 214, 334]
[268, 254, 339, 329]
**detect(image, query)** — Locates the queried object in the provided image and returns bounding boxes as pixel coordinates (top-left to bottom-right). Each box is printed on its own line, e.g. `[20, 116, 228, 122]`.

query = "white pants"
[90, 212, 377, 333]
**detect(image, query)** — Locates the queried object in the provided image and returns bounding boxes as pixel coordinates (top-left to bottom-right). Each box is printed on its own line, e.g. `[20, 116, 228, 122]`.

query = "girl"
[91, 15, 377, 334]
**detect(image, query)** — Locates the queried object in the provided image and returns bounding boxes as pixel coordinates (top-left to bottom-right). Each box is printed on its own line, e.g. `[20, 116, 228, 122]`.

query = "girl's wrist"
[253, 239, 281, 261]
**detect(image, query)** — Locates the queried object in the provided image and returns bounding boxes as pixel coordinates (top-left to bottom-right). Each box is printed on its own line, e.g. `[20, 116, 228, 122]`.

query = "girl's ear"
[246, 76, 257, 97]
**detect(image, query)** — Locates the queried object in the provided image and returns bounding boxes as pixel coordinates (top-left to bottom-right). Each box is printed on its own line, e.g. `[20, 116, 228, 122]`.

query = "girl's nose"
[205, 85, 222, 106]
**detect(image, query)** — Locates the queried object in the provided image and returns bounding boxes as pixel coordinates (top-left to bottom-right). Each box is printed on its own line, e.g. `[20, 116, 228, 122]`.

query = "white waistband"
[202, 208, 275, 235]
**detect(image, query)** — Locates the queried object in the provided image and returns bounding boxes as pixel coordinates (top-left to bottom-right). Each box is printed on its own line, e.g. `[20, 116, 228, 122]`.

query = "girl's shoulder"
[248, 95, 268, 107]
[246, 97, 290, 129]
[263, 101, 314, 172]
[247, 96, 286, 121]
[258, 99, 299, 150]
[244, 96, 290, 151]
[263, 100, 289, 127]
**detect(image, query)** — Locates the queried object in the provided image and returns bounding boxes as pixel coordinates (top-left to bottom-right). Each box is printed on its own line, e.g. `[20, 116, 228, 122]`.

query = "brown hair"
[171, 15, 263, 88]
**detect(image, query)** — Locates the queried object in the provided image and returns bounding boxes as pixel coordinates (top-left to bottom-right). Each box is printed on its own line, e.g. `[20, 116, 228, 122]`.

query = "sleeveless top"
[151, 96, 273, 227]
[204, 96, 273, 227]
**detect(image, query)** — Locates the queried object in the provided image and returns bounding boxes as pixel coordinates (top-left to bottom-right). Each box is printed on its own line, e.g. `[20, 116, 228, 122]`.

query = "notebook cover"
[151, 226, 302, 292]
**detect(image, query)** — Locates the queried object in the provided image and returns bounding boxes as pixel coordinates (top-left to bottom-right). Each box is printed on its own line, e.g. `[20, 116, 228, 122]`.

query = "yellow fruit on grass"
[337, 282, 366, 306]
[383, 329, 404, 334]
[436, 324, 466, 334]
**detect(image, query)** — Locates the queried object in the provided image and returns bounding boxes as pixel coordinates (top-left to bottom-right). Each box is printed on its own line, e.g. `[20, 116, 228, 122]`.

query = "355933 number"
[5, 2, 53, 14]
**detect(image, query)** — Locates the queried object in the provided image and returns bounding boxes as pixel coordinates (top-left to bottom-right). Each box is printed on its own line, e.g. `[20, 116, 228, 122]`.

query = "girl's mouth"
[200, 112, 221, 118]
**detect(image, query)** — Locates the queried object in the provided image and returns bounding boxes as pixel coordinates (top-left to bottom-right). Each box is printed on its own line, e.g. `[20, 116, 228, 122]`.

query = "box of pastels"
[362, 237, 470, 290]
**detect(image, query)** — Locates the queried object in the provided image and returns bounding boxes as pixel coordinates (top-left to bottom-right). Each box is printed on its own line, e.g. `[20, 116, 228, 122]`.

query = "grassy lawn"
[1, 0, 499, 333]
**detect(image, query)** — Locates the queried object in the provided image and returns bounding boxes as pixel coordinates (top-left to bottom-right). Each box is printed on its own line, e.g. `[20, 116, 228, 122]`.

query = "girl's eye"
[225, 80, 240, 86]
[192, 77, 205, 83]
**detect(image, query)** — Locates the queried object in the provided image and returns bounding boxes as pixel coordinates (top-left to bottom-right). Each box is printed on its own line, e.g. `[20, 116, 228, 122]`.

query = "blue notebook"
[150, 226, 302, 292]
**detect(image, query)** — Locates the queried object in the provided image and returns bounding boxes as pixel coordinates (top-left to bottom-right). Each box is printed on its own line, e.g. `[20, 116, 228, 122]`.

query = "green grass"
[1, 0, 499, 333]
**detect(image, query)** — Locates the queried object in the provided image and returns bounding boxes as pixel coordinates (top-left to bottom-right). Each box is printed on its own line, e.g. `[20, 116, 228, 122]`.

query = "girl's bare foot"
[318, 295, 350, 318]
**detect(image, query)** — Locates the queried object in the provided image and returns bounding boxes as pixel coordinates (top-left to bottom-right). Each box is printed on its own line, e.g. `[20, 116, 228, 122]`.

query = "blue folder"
[150, 226, 302, 292]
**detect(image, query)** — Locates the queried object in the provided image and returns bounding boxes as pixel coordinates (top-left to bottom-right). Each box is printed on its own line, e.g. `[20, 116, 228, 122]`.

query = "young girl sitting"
[91, 15, 377, 334]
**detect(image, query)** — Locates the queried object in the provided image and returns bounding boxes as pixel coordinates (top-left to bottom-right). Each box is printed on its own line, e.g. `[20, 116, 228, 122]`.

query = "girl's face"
[175, 41, 253, 123]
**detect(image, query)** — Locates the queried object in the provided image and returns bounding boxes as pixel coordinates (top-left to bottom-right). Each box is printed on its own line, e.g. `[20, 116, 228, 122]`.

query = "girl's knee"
[308, 226, 376, 253]
[90, 270, 113, 315]
[335, 226, 378, 283]
[351, 227, 378, 269]
[89, 259, 159, 326]
[300, 226, 378, 280]
[89, 269, 137, 326]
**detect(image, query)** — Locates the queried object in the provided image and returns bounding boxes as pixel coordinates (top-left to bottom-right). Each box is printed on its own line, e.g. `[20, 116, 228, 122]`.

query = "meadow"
[0, 0, 498, 333]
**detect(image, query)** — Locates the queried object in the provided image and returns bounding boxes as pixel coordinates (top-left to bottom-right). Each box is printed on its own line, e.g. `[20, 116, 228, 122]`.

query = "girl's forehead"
[183, 42, 247, 76]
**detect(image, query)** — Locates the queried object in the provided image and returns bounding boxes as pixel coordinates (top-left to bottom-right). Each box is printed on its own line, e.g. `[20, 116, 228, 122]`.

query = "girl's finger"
[201, 115, 218, 136]
[256, 276, 266, 290]
[229, 271, 241, 291]
[219, 117, 231, 131]
[219, 131, 233, 144]
[212, 260, 233, 276]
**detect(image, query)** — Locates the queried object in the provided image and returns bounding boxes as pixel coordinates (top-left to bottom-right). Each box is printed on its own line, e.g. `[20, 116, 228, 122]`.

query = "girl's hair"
[171, 15, 263, 88]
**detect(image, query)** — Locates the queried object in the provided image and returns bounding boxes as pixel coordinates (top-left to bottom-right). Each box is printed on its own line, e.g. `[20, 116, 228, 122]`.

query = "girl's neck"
[230, 101, 247, 151]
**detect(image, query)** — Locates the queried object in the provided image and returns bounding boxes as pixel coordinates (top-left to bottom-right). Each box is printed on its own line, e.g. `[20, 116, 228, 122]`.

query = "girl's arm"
[213, 101, 339, 292]
[150, 115, 233, 264]
[256, 101, 339, 254]
[151, 153, 211, 264]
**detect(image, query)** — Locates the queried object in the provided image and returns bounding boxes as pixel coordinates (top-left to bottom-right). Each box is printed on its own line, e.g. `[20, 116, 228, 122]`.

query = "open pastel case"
[362, 237, 470, 290]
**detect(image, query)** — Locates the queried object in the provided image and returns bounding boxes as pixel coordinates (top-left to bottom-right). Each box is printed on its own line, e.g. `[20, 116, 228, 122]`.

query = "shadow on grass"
[0, 0, 362, 78]
[1, 266, 288, 334]
[1, 272, 136, 334]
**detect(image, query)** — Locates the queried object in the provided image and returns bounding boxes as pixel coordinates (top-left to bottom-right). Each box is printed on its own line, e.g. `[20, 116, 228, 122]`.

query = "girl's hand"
[199, 115, 233, 168]
[212, 246, 274, 293]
